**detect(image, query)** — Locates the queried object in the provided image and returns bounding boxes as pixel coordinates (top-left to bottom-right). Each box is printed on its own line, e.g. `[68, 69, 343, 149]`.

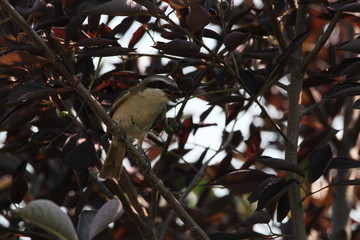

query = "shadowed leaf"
[186, 5, 213, 32]
[79, 46, 133, 57]
[328, 157, 360, 169]
[85, 0, 148, 16]
[77, 210, 96, 240]
[62, 133, 95, 172]
[308, 144, 333, 183]
[16, 200, 78, 240]
[11, 176, 28, 204]
[88, 199, 124, 240]
[223, 31, 249, 51]
[239, 210, 271, 226]
[276, 194, 290, 222]
[338, 39, 360, 53]
[206, 169, 272, 194]
[0, 51, 47, 66]
[255, 156, 304, 176]
[323, 82, 360, 99]
[256, 179, 297, 210]
[208, 231, 265, 240]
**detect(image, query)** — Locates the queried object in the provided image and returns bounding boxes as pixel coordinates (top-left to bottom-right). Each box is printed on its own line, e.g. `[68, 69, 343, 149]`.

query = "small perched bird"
[99, 75, 180, 179]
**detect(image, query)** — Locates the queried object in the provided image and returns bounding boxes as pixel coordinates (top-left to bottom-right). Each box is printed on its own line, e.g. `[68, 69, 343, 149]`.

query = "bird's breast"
[111, 88, 168, 139]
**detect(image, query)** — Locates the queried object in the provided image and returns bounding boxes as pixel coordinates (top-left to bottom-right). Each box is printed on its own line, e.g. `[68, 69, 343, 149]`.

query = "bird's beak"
[165, 85, 182, 102]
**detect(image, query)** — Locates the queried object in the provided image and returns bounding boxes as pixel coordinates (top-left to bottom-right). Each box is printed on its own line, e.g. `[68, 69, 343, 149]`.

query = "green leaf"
[16, 199, 78, 240]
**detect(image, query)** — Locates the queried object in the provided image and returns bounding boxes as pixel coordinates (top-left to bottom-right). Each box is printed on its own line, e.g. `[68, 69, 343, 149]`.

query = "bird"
[99, 75, 180, 179]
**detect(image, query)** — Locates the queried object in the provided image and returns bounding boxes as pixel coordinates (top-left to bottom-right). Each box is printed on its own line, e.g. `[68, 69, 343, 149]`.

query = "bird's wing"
[109, 90, 130, 117]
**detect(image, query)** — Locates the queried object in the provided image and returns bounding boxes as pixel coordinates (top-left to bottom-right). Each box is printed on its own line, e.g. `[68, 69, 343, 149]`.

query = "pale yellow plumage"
[99, 76, 179, 179]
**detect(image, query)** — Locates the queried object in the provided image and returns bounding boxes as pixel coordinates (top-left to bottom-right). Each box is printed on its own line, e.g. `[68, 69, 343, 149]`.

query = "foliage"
[1, 0, 360, 239]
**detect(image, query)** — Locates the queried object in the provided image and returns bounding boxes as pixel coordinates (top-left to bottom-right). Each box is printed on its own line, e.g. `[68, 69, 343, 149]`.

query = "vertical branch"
[330, 99, 359, 240]
[285, 4, 308, 240]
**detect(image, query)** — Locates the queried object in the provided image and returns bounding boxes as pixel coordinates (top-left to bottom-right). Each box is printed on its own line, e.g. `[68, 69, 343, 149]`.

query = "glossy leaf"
[16, 200, 78, 240]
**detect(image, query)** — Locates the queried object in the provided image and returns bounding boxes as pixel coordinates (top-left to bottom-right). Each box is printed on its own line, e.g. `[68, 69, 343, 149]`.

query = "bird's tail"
[99, 140, 125, 179]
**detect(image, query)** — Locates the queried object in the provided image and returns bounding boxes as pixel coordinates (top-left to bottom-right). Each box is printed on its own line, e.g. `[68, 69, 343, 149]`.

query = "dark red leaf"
[208, 95, 246, 105]
[177, 117, 193, 149]
[226, 101, 245, 125]
[337, 38, 360, 53]
[12, 160, 27, 179]
[79, 46, 133, 57]
[239, 69, 264, 96]
[221, 130, 243, 150]
[0, 51, 47, 66]
[308, 144, 333, 183]
[200, 106, 215, 122]
[223, 31, 249, 51]
[239, 210, 271, 226]
[248, 177, 279, 203]
[255, 156, 304, 176]
[256, 179, 297, 210]
[245, 124, 261, 155]
[206, 169, 272, 194]
[208, 231, 265, 240]
[297, 128, 338, 163]
[186, 5, 213, 32]
[0, 102, 40, 132]
[10, 176, 28, 204]
[323, 82, 360, 99]
[128, 25, 146, 48]
[76, 37, 119, 47]
[328, 157, 360, 169]
[276, 193, 290, 222]
[85, 0, 148, 16]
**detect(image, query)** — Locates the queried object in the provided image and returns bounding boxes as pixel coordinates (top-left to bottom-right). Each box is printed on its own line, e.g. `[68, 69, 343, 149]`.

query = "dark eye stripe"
[146, 80, 177, 90]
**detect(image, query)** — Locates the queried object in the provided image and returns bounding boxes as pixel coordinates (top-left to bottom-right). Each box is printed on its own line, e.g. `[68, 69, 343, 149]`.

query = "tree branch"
[285, 4, 308, 240]
[0, 1, 209, 239]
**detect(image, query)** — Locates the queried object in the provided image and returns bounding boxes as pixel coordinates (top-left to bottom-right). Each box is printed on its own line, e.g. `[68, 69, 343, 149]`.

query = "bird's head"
[142, 75, 181, 102]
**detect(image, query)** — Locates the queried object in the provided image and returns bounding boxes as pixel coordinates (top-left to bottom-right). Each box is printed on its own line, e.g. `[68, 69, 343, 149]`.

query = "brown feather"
[99, 139, 125, 179]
